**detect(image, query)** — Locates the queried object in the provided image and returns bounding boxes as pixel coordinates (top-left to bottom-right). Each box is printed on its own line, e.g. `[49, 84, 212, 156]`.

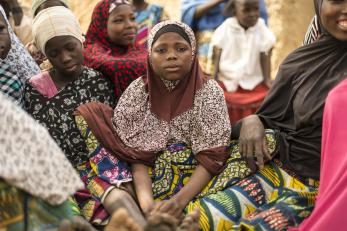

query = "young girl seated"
[26, 0, 69, 68]
[208, 0, 275, 124]
[24, 6, 144, 228]
[74, 20, 278, 231]
[83, 0, 147, 100]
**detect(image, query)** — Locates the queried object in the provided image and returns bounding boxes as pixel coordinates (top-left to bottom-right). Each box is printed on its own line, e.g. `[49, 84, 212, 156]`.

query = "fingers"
[254, 140, 264, 169]
[245, 141, 257, 173]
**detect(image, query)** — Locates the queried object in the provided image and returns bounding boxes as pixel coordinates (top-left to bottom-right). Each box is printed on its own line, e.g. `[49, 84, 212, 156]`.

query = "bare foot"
[177, 209, 200, 231]
[105, 208, 142, 231]
[58, 216, 97, 231]
[104, 188, 146, 228]
[144, 212, 178, 231]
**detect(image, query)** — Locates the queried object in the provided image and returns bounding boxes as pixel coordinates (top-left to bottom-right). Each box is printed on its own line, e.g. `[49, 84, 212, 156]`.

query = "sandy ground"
[19, 0, 314, 78]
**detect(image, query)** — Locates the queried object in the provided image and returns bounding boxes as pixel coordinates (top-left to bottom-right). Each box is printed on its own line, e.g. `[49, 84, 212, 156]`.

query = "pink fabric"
[29, 71, 58, 98]
[290, 78, 347, 231]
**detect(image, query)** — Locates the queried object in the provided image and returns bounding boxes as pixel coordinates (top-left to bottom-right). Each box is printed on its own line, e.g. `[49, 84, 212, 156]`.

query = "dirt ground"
[19, 0, 314, 77]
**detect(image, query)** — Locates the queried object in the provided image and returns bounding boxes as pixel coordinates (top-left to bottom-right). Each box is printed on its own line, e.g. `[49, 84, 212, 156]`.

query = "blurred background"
[19, 0, 315, 78]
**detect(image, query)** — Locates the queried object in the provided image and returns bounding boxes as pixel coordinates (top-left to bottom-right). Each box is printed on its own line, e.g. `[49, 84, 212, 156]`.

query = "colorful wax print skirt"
[0, 180, 73, 231]
[150, 130, 318, 231]
[71, 115, 133, 226]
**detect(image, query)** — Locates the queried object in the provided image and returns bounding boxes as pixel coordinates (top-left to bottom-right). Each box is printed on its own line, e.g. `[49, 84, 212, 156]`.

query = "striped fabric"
[303, 15, 321, 45]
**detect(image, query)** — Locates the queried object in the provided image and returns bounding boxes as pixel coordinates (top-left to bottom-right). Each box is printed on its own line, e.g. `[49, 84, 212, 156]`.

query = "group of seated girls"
[0, 0, 347, 231]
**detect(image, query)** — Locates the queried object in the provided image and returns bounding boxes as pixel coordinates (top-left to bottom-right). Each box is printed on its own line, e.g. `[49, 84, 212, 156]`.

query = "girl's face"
[0, 14, 10, 59]
[107, 4, 137, 46]
[234, 0, 259, 30]
[150, 32, 192, 81]
[35, 0, 66, 16]
[321, 0, 347, 41]
[45, 36, 84, 78]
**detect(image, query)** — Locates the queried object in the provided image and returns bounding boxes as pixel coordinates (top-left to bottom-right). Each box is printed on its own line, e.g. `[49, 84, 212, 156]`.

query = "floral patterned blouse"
[113, 77, 231, 154]
[24, 67, 115, 167]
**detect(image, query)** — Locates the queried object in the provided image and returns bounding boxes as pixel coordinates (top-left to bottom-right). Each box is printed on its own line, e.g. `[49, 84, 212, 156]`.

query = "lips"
[64, 64, 78, 72]
[123, 30, 137, 38]
[164, 65, 181, 72]
[338, 19, 347, 30]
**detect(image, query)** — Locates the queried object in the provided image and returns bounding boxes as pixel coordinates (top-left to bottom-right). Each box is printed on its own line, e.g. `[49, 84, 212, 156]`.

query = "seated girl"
[26, 0, 69, 68]
[208, 0, 276, 124]
[74, 20, 272, 231]
[24, 6, 144, 228]
[83, 0, 147, 100]
[78, 0, 347, 228]
[0, 6, 40, 105]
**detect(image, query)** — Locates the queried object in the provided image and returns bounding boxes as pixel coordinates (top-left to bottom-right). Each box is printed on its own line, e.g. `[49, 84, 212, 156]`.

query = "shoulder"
[197, 79, 224, 100]
[119, 77, 147, 100]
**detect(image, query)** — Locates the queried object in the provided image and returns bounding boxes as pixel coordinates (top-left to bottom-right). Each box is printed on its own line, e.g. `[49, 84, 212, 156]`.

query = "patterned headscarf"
[83, 0, 147, 100]
[32, 6, 84, 56]
[109, 0, 130, 13]
[0, 6, 40, 105]
[31, 0, 69, 16]
[144, 20, 206, 122]
[0, 92, 83, 205]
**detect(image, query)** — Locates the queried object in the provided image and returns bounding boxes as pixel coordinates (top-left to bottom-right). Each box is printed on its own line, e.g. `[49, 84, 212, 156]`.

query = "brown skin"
[45, 36, 84, 90]
[0, 13, 11, 59]
[107, 4, 137, 46]
[132, 32, 212, 220]
[34, 0, 67, 16]
[233, 0, 260, 30]
[131, 0, 148, 12]
[239, 0, 347, 172]
[150, 32, 192, 81]
[260, 50, 272, 88]
[321, 0, 347, 42]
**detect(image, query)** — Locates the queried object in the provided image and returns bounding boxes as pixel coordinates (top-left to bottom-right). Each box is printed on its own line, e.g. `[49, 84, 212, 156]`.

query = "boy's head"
[225, 0, 260, 30]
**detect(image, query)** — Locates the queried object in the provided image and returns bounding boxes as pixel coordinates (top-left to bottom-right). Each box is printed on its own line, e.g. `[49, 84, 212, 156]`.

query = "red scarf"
[83, 0, 147, 99]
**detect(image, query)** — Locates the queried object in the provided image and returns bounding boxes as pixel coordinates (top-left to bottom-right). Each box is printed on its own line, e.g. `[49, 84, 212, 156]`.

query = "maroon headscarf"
[143, 20, 207, 122]
[83, 0, 147, 99]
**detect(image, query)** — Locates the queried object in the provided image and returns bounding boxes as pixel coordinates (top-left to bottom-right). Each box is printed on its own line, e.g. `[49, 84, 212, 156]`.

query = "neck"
[50, 67, 82, 89]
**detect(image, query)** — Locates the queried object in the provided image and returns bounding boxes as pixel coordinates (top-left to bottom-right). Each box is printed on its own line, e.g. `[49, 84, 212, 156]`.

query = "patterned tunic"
[24, 67, 115, 167]
[113, 77, 231, 154]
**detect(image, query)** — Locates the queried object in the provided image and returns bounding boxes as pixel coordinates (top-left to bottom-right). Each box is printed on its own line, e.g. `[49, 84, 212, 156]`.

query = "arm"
[131, 163, 154, 214]
[260, 50, 272, 88]
[212, 46, 222, 80]
[172, 165, 212, 208]
[194, 0, 226, 20]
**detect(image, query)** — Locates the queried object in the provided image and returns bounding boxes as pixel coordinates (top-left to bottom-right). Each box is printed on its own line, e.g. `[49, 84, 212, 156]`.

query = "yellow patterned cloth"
[150, 130, 318, 231]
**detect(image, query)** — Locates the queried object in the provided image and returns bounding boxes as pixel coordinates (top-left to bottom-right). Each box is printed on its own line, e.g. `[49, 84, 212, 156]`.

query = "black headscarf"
[256, 0, 347, 180]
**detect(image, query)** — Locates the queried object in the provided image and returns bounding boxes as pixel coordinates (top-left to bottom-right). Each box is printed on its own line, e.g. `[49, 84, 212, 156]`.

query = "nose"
[125, 18, 137, 29]
[60, 51, 72, 64]
[166, 48, 178, 60]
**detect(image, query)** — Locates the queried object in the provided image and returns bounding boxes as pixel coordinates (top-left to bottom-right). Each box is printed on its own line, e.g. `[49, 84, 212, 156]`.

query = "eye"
[154, 47, 166, 54]
[47, 51, 58, 58]
[66, 43, 77, 51]
[177, 47, 188, 52]
[113, 18, 123, 23]
[131, 16, 136, 21]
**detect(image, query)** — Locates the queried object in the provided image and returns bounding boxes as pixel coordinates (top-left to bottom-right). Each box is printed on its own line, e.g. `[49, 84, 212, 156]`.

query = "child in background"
[208, 0, 275, 124]
[132, 0, 169, 48]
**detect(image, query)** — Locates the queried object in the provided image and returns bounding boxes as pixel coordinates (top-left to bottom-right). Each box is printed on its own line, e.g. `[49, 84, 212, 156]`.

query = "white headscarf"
[0, 6, 40, 105]
[32, 6, 84, 56]
[0, 92, 83, 205]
